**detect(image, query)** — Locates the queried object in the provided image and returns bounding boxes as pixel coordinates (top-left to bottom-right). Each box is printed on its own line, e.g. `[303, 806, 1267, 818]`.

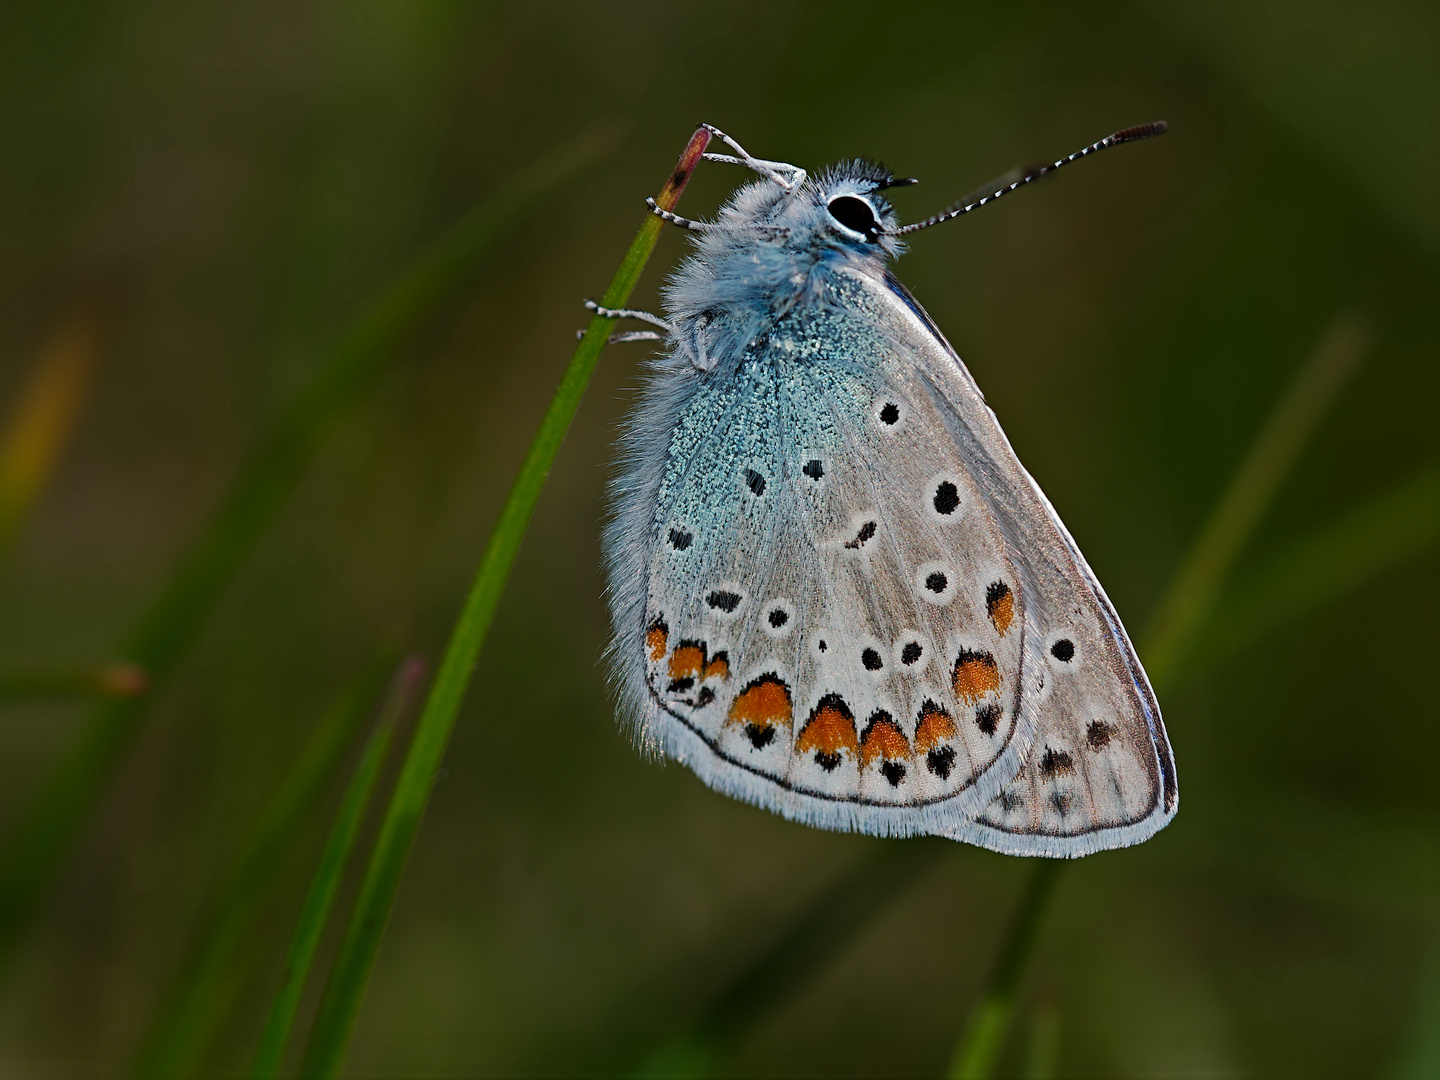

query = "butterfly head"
[712, 159, 913, 264]
[808, 159, 916, 256]
[665, 155, 917, 351]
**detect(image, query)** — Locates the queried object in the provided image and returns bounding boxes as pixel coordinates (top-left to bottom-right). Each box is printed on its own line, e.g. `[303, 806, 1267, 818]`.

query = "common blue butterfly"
[599, 124, 1177, 857]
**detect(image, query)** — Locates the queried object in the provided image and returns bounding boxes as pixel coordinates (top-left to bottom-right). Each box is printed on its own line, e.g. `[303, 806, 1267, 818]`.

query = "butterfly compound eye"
[827, 196, 879, 239]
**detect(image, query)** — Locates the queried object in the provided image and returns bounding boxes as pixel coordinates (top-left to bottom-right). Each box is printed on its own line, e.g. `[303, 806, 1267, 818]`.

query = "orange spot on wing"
[646, 621, 668, 661]
[859, 713, 910, 769]
[669, 644, 704, 680]
[797, 694, 858, 764]
[703, 652, 729, 680]
[985, 581, 1014, 635]
[952, 649, 1000, 702]
[726, 674, 792, 731]
[913, 701, 958, 754]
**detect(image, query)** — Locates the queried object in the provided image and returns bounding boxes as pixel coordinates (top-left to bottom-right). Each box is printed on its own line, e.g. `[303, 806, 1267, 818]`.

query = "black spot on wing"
[706, 590, 741, 613]
[1038, 746, 1075, 779]
[1086, 720, 1115, 750]
[933, 481, 959, 515]
[844, 520, 878, 549]
[974, 703, 1001, 735]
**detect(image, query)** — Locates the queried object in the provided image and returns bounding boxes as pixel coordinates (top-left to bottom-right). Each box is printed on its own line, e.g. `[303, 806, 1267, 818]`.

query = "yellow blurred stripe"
[0, 306, 106, 549]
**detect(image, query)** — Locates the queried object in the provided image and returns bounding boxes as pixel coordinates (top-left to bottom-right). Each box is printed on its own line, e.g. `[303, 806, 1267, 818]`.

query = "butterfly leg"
[580, 299, 672, 345]
[584, 300, 671, 330]
[644, 197, 710, 231]
[698, 123, 807, 190]
[574, 329, 666, 344]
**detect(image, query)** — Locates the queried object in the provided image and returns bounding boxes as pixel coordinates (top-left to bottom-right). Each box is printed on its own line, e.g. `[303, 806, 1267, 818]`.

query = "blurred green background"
[1, 1, 1437, 1076]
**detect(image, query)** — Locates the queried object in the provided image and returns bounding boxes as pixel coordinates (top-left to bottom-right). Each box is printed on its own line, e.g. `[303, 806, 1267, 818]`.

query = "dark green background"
[1, 1, 1436, 1076]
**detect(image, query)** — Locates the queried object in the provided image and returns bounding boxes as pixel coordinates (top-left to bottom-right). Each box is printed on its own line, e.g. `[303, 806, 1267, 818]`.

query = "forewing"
[861, 267, 1178, 856]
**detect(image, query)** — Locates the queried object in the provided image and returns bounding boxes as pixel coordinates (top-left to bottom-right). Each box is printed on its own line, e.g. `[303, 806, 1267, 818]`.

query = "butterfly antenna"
[890, 121, 1166, 236]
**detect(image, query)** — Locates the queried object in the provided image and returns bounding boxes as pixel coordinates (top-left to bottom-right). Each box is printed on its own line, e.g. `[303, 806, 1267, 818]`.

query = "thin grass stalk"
[0, 129, 609, 968]
[249, 656, 426, 1080]
[1142, 311, 1370, 687]
[946, 862, 1062, 1080]
[944, 309, 1370, 1078]
[129, 661, 396, 1079]
[297, 126, 712, 1078]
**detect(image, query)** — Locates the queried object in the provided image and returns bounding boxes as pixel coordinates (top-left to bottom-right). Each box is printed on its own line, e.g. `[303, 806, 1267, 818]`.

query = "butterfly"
[598, 123, 1177, 857]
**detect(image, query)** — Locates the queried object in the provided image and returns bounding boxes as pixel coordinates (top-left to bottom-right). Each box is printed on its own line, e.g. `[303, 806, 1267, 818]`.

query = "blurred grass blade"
[946, 863, 1062, 1080]
[249, 657, 425, 1080]
[1142, 311, 1370, 686]
[0, 128, 610, 969]
[0, 304, 107, 558]
[632, 840, 940, 1079]
[130, 660, 396, 1079]
[1391, 946, 1440, 1080]
[0, 662, 148, 701]
[1187, 461, 1440, 676]
[298, 125, 713, 1080]
[945, 310, 1370, 1078]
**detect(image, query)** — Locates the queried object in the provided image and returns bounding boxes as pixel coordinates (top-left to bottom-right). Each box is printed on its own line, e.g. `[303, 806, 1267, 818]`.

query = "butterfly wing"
[606, 298, 1046, 838]
[606, 265, 1176, 854]
[865, 268, 1179, 856]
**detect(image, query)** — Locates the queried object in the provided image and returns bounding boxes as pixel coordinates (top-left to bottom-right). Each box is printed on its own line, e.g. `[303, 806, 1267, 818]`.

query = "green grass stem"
[130, 661, 394, 1079]
[946, 862, 1062, 1080]
[0, 129, 609, 969]
[297, 125, 713, 1078]
[249, 656, 426, 1080]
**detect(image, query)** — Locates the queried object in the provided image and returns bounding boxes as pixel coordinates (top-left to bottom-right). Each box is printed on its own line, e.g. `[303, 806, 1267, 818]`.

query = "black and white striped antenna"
[889, 121, 1167, 236]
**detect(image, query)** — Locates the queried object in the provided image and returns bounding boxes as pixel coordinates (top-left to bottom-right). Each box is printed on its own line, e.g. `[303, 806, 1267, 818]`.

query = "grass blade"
[0, 128, 610, 968]
[249, 656, 425, 1080]
[0, 304, 107, 559]
[1142, 311, 1370, 687]
[130, 660, 395, 1079]
[943, 310, 1371, 1077]
[946, 862, 1062, 1080]
[298, 125, 713, 1079]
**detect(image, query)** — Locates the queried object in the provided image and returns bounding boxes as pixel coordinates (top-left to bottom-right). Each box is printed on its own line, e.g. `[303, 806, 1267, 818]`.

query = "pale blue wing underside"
[604, 268, 1176, 856]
